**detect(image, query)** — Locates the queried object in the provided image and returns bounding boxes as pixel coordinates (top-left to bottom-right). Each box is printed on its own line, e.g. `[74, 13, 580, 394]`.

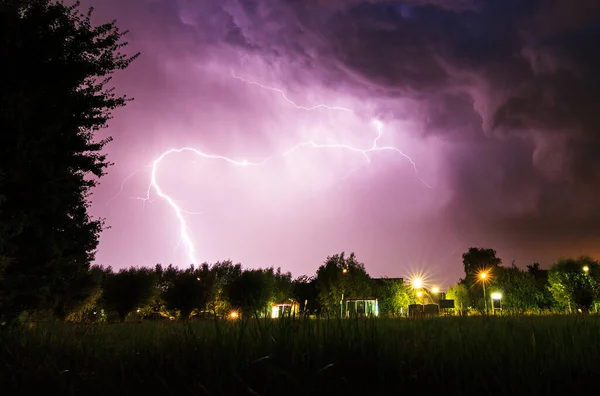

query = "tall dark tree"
[315, 252, 373, 317]
[461, 248, 503, 283]
[225, 268, 274, 317]
[102, 267, 155, 322]
[293, 275, 319, 316]
[270, 267, 294, 304]
[0, 0, 138, 319]
[207, 260, 242, 316]
[460, 248, 502, 309]
[162, 265, 210, 320]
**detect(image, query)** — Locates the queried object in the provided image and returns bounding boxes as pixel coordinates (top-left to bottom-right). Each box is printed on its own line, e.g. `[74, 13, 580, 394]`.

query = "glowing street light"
[416, 290, 424, 304]
[431, 287, 439, 294]
[479, 271, 489, 314]
[342, 268, 348, 274]
[583, 266, 590, 273]
[491, 292, 502, 300]
[412, 278, 423, 289]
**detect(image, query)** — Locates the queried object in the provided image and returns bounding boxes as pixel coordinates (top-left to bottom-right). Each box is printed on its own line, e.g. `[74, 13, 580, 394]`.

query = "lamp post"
[479, 272, 488, 314]
[412, 278, 424, 306]
[340, 268, 348, 317]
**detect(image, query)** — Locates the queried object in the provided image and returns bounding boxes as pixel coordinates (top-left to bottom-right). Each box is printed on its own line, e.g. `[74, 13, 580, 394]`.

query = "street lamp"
[479, 271, 489, 314]
[583, 266, 589, 273]
[431, 287, 439, 294]
[416, 291, 424, 304]
[412, 278, 423, 289]
[340, 268, 347, 317]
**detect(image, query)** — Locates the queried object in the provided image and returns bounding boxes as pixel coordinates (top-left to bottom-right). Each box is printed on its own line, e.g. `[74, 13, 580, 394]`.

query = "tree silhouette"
[207, 260, 242, 316]
[225, 269, 274, 317]
[460, 247, 502, 309]
[0, 0, 138, 319]
[461, 248, 503, 282]
[161, 265, 210, 320]
[270, 267, 294, 304]
[102, 267, 155, 321]
[315, 252, 373, 317]
[293, 275, 318, 316]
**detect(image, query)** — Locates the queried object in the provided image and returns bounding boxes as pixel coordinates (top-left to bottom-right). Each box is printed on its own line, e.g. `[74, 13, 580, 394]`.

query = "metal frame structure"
[271, 302, 299, 318]
[341, 298, 379, 318]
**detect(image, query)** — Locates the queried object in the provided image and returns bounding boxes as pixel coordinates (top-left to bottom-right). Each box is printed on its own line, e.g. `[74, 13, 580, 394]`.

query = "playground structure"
[271, 302, 300, 318]
[341, 298, 379, 318]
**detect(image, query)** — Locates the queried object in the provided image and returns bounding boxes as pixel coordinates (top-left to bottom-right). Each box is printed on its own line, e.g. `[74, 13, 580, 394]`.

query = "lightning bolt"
[231, 71, 353, 113]
[139, 149, 269, 265]
[105, 168, 147, 206]
[136, 72, 432, 266]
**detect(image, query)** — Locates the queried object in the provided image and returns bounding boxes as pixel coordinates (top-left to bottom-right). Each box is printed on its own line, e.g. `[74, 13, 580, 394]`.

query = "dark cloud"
[199, 0, 600, 262]
[83, 0, 600, 273]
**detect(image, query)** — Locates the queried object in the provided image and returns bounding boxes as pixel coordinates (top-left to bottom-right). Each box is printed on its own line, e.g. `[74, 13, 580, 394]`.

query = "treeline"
[38, 252, 414, 323]
[16, 248, 600, 324]
[446, 248, 600, 315]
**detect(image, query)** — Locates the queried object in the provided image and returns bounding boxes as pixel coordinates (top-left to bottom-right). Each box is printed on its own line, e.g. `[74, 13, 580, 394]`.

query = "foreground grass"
[2, 316, 600, 395]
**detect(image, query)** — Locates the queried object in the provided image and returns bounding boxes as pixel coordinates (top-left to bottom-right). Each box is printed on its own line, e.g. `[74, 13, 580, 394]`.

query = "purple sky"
[82, 0, 600, 288]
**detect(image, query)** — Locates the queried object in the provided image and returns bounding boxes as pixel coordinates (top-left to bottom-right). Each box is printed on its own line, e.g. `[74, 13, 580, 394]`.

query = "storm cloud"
[85, 0, 600, 283]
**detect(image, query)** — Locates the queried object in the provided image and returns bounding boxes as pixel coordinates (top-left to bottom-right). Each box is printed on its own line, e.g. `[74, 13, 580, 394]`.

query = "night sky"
[85, 0, 600, 287]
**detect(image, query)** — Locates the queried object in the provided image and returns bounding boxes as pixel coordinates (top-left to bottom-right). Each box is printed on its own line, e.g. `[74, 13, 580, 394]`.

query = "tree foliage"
[315, 252, 373, 317]
[548, 257, 600, 312]
[206, 260, 242, 316]
[526, 263, 555, 309]
[293, 275, 318, 315]
[101, 267, 155, 321]
[161, 265, 210, 320]
[375, 278, 413, 317]
[0, 0, 138, 319]
[492, 265, 538, 314]
[461, 248, 502, 284]
[446, 283, 470, 315]
[225, 269, 274, 316]
[460, 247, 503, 310]
[270, 267, 294, 304]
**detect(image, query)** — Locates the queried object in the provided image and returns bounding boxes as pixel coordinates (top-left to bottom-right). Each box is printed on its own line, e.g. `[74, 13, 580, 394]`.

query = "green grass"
[2, 316, 600, 395]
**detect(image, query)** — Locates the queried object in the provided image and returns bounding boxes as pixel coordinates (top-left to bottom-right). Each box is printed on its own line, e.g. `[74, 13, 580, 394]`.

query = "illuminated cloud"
[85, 0, 600, 283]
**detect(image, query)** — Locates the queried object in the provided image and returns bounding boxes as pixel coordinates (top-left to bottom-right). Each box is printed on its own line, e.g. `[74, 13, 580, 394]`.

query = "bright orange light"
[228, 310, 239, 320]
[431, 287, 439, 294]
[406, 268, 434, 290]
[416, 291, 423, 297]
[480, 272, 487, 280]
[342, 268, 348, 274]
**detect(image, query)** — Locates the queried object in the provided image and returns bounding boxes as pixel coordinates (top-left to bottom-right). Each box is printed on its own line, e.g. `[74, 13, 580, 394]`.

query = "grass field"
[2, 316, 600, 395]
